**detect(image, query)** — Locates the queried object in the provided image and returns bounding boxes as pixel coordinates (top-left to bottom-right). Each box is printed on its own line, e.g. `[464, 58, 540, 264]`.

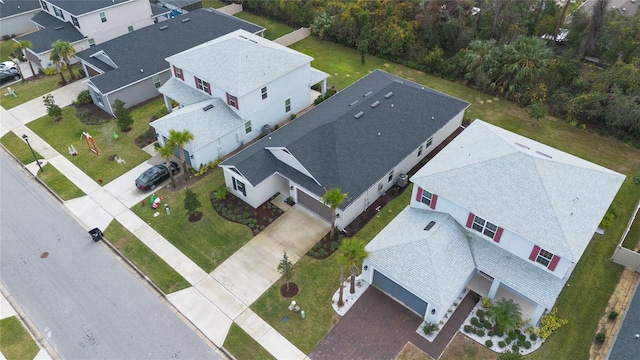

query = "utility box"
[396, 173, 409, 187]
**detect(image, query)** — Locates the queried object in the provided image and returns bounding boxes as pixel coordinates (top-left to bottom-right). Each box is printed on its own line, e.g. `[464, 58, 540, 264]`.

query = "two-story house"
[76, 9, 263, 115]
[151, 29, 329, 169]
[219, 70, 469, 228]
[16, 0, 153, 69]
[361, 120, 625, 326]
[0, 0, 41, 38]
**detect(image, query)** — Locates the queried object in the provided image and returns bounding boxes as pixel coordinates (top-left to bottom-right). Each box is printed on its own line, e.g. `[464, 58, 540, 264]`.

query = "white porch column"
[321, 79, 326, 96]
[487, 278, 501, 299]
[163, 94, 172, 112]
[531, 304, 546, 325]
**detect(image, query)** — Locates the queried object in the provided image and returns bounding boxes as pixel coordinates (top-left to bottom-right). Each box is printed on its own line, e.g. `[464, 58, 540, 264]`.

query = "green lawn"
[0, 132, 44, 164]
[201, 0, 225, 9]
[234, 12, 295, 40]
[251, 186, 413, 354]
[103, 219, 190, 294]
[0, 65, 83, 109]
[36, 163, 85, 200]
[26, 99, 164, 184]
[0, 316, 39, 360]
[0, 40, 16, 61]
[131, 167, 253, 272]
[223, 323, 275, 360]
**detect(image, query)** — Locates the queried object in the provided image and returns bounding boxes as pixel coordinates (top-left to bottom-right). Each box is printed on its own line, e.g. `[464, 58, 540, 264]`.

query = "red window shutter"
[173, 66, 177, 78]
[416, 187, 423, 202]
[529, 245, 540, 261]
[494, 227, 503, 243]
[206, 84, 211, 95]
[465, 213, 474, 228]
[548, 255, 560, 271]
[226, 92, 230, 105]
[430, 194, 438, 210]
[235, 97, 239, 110]
[194, 76, 198, 87]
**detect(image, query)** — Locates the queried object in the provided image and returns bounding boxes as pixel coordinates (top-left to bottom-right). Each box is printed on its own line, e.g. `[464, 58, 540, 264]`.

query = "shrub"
[422, 322, 439, 336]
[523, 341, 531, 349]
[75, 90, 92, 105]
[536, 308, 568, 339]
[485, 340, 494, 348]
[511, 344, 519, 352]
[481, 297, 493, 310]
[488, 330, 495, 337]
[508, 331, 517, 340]
[600, 208, 616, 229]
[595, 333, 606, 343]
[518, 333, 526, 342]
[529, 333, 538, 341]
[496, 331, 504, 338]
[243, 212, 249, 219]
[476, 329, 485, 337]
[40, 66, 58, 76]
[505, 337, 512, 345]
[476, 309, 486, 318]
[43, 94, 62, 119]
[498, 341, 507, 348]
[213, 186, 228, 201]
[483, 320, 493, 330]
[318, 248, 327, 257]
[330, 241, 340, 252]
[471, 317, 481, 327]
[609, 311, 619, 321]
[252, 219, 257, 225]
[464, 325, 473, 333]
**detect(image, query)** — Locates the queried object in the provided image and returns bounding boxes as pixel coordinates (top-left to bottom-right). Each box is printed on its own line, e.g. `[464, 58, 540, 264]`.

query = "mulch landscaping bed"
[210, 193, 284, 236]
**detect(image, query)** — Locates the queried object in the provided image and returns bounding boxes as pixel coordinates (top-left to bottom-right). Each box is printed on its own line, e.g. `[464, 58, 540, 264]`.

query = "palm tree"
[460, 39, 500, 89]
[158, 143, 177, 188]
[167, 129, 194, 176]
[51, 40, 76, 81]
[15, 40, 35, 78]
[487, 298, 522, 334]
[321, 188, 347, 239]
[49, 49, 66, 84]
[493, 36, 552, 98]
[337, 239, 368, 294]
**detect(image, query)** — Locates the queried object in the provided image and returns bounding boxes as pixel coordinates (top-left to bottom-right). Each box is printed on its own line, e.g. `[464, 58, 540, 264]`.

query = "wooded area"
[243, 0, 640, 145]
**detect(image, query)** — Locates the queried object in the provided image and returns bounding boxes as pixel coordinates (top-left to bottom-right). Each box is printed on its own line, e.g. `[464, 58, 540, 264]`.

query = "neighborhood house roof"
[150, 98, 243, 153]
[18, 11, 84, 53]
[167, 30, 313, 97]
[45, 0, 129, 16]
[411, 120, 625, 262]
[0, 0, 40, 19]
[222, 70, 470, 209]
[366, 208, 476, 310]
[75, 8, 264, 95]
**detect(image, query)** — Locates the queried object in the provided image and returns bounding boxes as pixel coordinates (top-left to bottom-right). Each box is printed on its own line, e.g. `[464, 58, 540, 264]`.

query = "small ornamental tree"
[277, 251, 294, 291]
[43, 94, 62, 120]
[183, 188, 201, 217]
[113, 99, 133, 131]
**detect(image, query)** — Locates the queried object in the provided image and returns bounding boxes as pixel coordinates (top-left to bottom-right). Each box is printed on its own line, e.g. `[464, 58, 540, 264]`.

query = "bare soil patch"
[188, 211, 203, 222]
[280, 282, 299, 298]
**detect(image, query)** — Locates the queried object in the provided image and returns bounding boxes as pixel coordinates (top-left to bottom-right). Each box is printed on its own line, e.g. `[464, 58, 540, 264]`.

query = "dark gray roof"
[609, 279, 640, 360]
[46, 0, 129, 16]
[0, 0, 40, 19]
[17, 11, 85, 53]
[222, 70, 470, 209]
[75, 8, 264, 94]
[150, 3, 171, 16]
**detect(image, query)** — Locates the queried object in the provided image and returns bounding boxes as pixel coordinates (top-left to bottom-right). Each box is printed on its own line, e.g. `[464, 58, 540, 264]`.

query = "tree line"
[242, 0, 640, 145]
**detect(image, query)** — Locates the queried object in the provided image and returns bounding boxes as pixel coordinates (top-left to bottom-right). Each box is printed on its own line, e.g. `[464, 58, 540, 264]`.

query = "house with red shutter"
[150, 29, 328, 169]
[361, 119, 625, 326]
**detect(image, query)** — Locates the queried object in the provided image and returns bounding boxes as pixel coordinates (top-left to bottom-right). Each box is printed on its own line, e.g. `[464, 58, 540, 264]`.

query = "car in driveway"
[0, 69, 20, 85]
[0, 61, 17, 71]
[135, 161, 180, 190]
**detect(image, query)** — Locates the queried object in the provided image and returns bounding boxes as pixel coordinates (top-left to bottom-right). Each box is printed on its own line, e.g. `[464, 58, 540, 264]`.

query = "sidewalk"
[0, 84, 310, 359]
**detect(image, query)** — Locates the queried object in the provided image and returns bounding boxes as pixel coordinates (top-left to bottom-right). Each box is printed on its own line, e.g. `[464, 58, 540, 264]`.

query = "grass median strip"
[36, 163, 85, 200]
[104, 219, 190, 294]
[223, 323, 275, 360]
[0, 316, 39, 360]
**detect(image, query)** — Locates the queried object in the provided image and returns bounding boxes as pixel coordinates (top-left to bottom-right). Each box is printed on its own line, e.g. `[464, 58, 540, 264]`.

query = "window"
[285, 98, 291, 112]
[95, 92, 104, 106]
[233, 177, 246, 196]
[195, 77, 211, 95]
[88, 38, 95, 47]
[100, 12, 107, 23]
[173, 66, 183, 80]
[128, 26, 134, 33]
[472, 216, 498, 239]
[245, 121, 252, 134]
[261, 86, 268, 100]
[71, 16, 79, 27]
[388, 170, 394, 182]
[418, 144, 423, 157]
[53, 6, 64, 19]
[227, 93, 238, 109]
[536, 249, 553, 267]
[420, 189, 433, 206]
[426, 136, 433, 148]
[40, 0, 48, 11]
[152, 75, 161, 89]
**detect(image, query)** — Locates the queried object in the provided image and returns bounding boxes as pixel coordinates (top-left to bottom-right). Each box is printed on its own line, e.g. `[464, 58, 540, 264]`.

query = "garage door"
[373, 270, 428, 316]
[297, 189, 332, 222]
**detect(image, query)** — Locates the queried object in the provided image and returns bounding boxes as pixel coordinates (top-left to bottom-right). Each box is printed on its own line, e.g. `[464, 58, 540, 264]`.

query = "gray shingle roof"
[411, 120, 625, 261]
[150, 3, 171, 16]
[46, 0, 129, 16]
[167, 30, 312, 97]
[221, 70, 470, 209]
[366, 208, 476, 310]
[0, 0, 40, 19]
[16, 11, 85, 53]
[150, 98, 243, 152]
[75, 8, 264, 94]
[158, 77, 210, 106]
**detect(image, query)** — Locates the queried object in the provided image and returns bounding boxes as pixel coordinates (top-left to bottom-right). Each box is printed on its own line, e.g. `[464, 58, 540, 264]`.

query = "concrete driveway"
[211, 205, 330, 306]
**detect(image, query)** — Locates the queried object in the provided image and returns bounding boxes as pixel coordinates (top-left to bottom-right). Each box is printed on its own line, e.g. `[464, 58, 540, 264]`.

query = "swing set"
[82, 132, 100, 155]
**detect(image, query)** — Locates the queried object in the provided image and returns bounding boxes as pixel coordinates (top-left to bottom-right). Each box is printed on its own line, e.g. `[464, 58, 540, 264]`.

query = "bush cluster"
[536, 308, 568, 339]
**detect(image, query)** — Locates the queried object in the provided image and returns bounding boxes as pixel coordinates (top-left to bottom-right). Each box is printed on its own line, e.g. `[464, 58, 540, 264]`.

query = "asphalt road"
[0, 152, 219, 359]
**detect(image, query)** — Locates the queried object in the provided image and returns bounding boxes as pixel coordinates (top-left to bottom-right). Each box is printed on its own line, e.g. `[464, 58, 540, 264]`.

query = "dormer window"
[195, 76, 211, 95]
[465, 213, 504, 242]
[53, 6, 64, 19]
[41, 1, 48, 11]
[173, 66, 183, 80]
[72, 16, 80, 28]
